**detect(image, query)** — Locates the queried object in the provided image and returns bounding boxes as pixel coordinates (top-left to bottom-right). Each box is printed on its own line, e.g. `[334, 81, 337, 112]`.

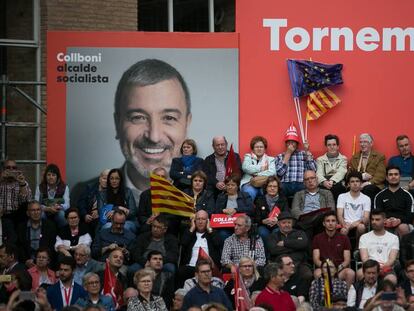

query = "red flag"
[225, 144, 240, 178]
[103, 259, 123, 308]
[198, 247, 220, 277]
[232, 266, 253, 311]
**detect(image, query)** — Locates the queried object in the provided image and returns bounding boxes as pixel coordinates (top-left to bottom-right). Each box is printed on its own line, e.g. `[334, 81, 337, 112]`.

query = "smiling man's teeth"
[143, 148, 164, 154]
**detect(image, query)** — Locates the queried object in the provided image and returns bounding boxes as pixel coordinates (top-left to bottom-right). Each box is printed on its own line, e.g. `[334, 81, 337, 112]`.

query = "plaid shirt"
[0, 181, 32, 214]
[220, 234, 266, 267]
[275, 150, 317, 182]
[309, 277, 348, 310]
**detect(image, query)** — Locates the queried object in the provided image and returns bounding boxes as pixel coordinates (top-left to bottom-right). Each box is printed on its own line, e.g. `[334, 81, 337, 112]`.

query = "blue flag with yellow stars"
[287, 59, 343, 98]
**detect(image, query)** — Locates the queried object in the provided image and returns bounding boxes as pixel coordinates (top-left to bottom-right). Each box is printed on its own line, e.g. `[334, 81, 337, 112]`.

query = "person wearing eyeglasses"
[291, 170, 335, 239]
[181, 260, 232, 311]
[0, 159, 32, 227]
[75, 272, 115, 311]
[128, 268, 167, 311]
[27, 247, 56, 291]
[223, 256, 265, 309]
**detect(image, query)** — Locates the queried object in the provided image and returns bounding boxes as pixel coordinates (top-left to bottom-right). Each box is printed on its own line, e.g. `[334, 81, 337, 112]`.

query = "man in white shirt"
[359, 210, 399, 284]
[347, 259, 381, 309]
[337, 171, 371, 242]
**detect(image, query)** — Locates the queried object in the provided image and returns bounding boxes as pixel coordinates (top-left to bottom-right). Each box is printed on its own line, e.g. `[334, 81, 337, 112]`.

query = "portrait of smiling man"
[114, 58, 192, 195]
[66, 47, 238, 206]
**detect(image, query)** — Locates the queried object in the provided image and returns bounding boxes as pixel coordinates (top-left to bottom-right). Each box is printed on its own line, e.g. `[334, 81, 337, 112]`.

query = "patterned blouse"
[127, 294, 167, 311]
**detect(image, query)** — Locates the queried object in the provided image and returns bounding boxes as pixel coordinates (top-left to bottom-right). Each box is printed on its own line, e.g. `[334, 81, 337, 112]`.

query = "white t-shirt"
[337, 192, 371, 223]
[359, 231, 399, 264]
[189, 232, 209, 267]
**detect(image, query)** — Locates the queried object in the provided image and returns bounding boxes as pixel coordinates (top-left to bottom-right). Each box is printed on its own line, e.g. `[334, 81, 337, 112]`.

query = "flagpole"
[294, 97, 305, 142]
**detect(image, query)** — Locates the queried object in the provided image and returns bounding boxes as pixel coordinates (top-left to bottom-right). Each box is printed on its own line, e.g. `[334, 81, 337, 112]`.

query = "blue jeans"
[281, 181, 305, 198]
[257, 225, 279, 240]
[241, 183, 262, 200]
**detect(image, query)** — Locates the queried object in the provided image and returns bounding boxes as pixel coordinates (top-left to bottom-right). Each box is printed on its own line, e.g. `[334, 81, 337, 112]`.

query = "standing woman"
[170, 139, 204, 191]
[254, 176, 288, 239]
[128, 268, 167, 311]
[241, 136, 276, 200]
[35, 163, 70, 228]
[102, 168, 138, 233]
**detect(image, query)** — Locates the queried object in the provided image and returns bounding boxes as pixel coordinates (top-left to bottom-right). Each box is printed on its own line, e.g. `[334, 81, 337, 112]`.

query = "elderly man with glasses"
[75, 272, 115, 310]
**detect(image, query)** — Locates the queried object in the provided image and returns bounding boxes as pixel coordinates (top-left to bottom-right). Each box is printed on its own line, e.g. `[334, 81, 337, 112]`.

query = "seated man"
[73, 244, 104, 286]
[178, 210, 222, 288]
[75, 272, 115, 310]
[131, 214, 179, 274]
[337, 171, 370, 242]
[312, 211, 355, 288]
[0, 243, 27, 303]
[97, 247, 128, 308]
[255, 262, 296, 311]
[266, 211, 310, 276]
[91, 209, 135, 261]
[220, 215, 266, 270]
[359, 209, 399, 284]
[182, 259, 232, 311]
[400, 259, 414, 298]
[47, 256, 87, 310]
[203, 136, 242, 198]
[350, 133, 386, 204]
[388, 135, 414, 190]
[291, 170, 335, 237]
[16, 200, 57, 268]
[145, 250, 175, 309]
[374, 165, 414, 237]
[274, 123, 316, 197]
[316, 134, 347, 201]
[276, 254, 312, 304]
[347, 259, 381, 309]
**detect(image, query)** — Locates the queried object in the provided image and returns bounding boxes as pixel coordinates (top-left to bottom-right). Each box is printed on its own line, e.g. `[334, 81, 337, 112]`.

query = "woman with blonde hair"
[223, 257, 265, 309]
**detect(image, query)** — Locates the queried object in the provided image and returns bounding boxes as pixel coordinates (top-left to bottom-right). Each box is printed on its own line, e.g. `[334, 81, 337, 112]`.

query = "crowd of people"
[0, 126, 414, 311]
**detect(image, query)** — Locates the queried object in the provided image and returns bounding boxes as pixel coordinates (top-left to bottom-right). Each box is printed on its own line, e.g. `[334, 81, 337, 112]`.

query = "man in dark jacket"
[203, 136, 242, 198]
[131, 214, 179, 273]
[16, 200, 57, 267]
[177, 210, 222, 287]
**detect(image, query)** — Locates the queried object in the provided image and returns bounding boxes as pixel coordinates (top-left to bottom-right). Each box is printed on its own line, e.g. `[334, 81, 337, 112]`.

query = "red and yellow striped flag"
[150, 173, 195, 218]
[306, 87, 341, 121]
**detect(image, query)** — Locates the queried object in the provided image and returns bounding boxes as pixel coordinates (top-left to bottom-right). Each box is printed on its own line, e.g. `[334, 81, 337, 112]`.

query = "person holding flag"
[203, 136, 242, 198]
[183, 171, 216, 216]
[224, 257, 265, 310]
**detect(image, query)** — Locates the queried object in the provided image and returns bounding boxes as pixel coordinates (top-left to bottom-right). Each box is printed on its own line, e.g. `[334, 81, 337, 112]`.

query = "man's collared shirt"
[0, 180, 31, 214]
[275, 150, 317, 183]
[347, 281, 377, 309]
[27, 220, 41, 252]
[221, 234, 266, 267]
[389, 155, 413, 177]
[60, 280, 74, 307]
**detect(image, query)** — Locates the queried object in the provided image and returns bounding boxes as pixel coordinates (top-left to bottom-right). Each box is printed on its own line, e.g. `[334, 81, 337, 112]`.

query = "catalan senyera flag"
[306, 88, 341, 121]
[150, 173, 195, 217]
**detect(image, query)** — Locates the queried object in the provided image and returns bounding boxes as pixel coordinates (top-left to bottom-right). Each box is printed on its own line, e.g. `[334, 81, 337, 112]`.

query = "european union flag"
[287, 59, 343, 98]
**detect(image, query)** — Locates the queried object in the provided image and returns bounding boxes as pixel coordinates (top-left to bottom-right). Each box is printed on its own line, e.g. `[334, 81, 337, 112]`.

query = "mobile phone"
[0, 275, 12, 283]
[19, 291, 36, 301]
[381, 292, 397, 301]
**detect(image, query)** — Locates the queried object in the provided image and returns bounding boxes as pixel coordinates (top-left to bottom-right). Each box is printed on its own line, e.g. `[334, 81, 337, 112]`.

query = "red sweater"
[255, 286, 295, 311]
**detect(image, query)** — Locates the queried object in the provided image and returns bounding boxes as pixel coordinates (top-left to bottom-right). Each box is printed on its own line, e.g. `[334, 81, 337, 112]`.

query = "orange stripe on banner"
[151, 187, 194, 201]
[152, 198, 194, 209]
[152, 207, 194, 217]
[151, 193, 194, 204]
[307, 97, 321, 118]
[314, 90, 333, 109]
